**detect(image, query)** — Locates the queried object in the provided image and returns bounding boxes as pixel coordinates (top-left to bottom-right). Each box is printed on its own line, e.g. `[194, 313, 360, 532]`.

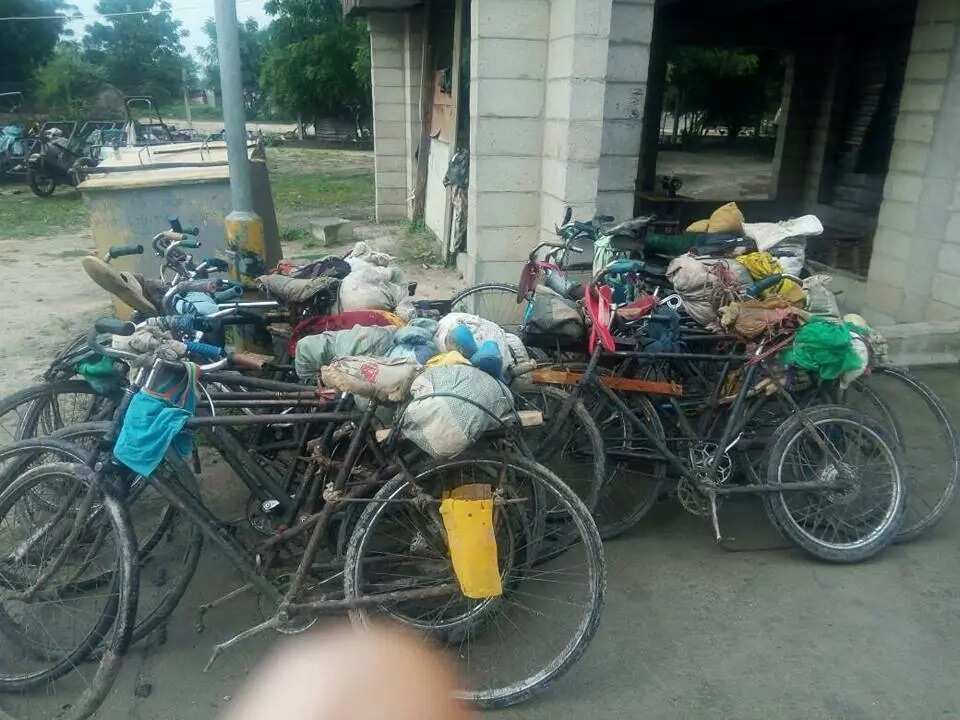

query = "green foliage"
[278, 226, 313, 244]
[0, 0, 70, 85]
[198, 17, 267, 114]
[82, 0, 187, 103]
[666, 47, 783, 141]
[33, 43, 107, 118]
[260, 0, 371, 129]
[396, 219, 441, 265]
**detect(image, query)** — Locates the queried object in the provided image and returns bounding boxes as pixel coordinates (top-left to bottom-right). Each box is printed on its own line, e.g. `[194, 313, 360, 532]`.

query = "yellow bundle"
[736, 251, 805, 304]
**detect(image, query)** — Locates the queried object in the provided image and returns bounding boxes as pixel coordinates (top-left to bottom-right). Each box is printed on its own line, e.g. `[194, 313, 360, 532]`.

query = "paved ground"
[657, 149, 774, 200]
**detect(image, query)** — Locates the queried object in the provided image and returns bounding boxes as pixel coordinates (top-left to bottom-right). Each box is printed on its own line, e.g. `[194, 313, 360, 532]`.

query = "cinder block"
[946, 213, 960, 243]
[917, 0, 960, 22]
[371, 85, 405, 105]
[474, 191, 541, 227]
[541, 158, 600, 203]
[371, 50, 403, 69]
[471, 258, 527, 285]
[371, 68, 404, 87]
[598, 154, 639, 192]
[899, 82, 946, 112]
[545, 78, 606, 120]
[475, 226, 541, 262]
[600, 118, 643, 156]
[931, 271, 960, 306]
[610, 2, 654, 44]
[871, 226, 914, 261]
[867, 252, 908, 288]
[474, 155, 541, 192]
[373, 121, 404, 141]
[539, 192, 569, 230]
[864, 279, 905, 318]
[375, 188, 407, 205]
[473, 78, 545, 117]
[375, 203, 407, 222]
[595, 190, 633, 219]
[603, 80, 646, 120]
[911, 22, 957, 51]
[475, 38, 548, 79]
[890, 140, 931, 173]
[546, 35, 610, 81]
[883, 173, 924, 203]
[374, 154, 405, 174]
[542, 119, 604, 162]
[549, 0, 613, 39]
[925, 300, 960, 320]
[939, 242, 960, 275]
[472, 117, 543, 157]
[310, 218, 354, 246]
[905, 51, 951, 80]
[877, 200, 918, 234]
[373, 137, 405, 156]
[370, 31, 403, 51]
[605, 42, 651, 82]
[474, 0, 550, 41]
[894, 112, 936, 143]
[375, 171, 407, 189]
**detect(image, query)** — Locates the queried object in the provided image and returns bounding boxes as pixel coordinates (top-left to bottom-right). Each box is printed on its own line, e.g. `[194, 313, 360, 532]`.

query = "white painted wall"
[425, 138, 451, 238]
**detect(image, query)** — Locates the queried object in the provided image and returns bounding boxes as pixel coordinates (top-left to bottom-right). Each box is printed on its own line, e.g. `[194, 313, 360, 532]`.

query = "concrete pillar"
[369, 12, 410, 222]
[538, 0, 612, 242]
[402, 9, 425, 213]
[465, 0, 550, 283]
[596, 0, 654, 220]
[867, 0, 960, 322]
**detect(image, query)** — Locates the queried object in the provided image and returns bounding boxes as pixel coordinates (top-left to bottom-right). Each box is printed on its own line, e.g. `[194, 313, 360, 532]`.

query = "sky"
[66, 0, 273, 57]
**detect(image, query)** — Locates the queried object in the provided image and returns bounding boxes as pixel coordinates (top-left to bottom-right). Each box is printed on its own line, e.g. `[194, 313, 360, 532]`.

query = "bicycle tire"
[449, 282, 525, 336]
[843, 367, 959, 542]
[763, 406, 906, 563]
[343, 453, 605, 708]
[48, 422, 204, 646]
[0, 380, 114, 446]
[0, 462, 138, 720]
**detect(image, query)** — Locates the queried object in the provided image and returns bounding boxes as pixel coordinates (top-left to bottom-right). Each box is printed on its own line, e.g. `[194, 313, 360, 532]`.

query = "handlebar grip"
[570, 245, 584, 254]
[203, 257, 228, 272]
[185, 226, 200, 237]
[168, 216, 182, 233]
[176, 280, 219, 295]
[179, 237, 201, 249]
[108, 244, 144, 259]
[94, 318, 136, 336]
[214, 283, 244, 302]
[185, 341, 223, 361]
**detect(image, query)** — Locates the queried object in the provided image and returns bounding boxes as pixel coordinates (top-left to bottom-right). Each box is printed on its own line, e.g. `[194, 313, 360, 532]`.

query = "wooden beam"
[412, 0, 433, 221]
[530, 370, 684, 397]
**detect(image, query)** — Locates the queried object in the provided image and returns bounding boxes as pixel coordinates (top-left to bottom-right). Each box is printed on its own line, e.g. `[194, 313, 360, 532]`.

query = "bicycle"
[0, 319, 606, 718]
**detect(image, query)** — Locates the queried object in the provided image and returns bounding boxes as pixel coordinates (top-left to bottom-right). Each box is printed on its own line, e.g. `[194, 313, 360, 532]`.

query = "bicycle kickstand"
[203, 615, 281, 672]
[707, 490, 723, 543]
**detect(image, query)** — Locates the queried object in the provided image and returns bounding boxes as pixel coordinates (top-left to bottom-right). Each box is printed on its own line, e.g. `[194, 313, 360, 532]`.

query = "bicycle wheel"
[0, 462, 138, 720]
[49, 422, 204, 645]
[841, 367, 959, 542]
[343, 453, 605, 708]
[763, 406, 905, 563]
[449, 283, 525, 336]
[0, 381, 115, 445]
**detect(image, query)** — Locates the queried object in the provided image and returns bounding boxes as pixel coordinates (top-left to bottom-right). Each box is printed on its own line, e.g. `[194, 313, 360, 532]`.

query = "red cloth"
[288, 311, 399, 355]
[584, 284, 616, 352]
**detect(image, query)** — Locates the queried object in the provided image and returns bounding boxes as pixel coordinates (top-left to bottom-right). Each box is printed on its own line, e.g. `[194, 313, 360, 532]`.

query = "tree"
[82, 0, 187, 103]
[198, 17, 267, 114]
[33, 41, 107, 117]
[260, 0, 371, 131]
[0, 0, 71, 86]
[665, 47, 783, 142]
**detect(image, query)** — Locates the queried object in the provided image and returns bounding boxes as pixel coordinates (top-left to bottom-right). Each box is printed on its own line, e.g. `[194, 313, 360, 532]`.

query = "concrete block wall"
[539, 0, 612, 241]
[596, 0, 653, 220]
[867, 0, 960, 323]
[369, 12, 414, 222]
[466, 0, 551, 283]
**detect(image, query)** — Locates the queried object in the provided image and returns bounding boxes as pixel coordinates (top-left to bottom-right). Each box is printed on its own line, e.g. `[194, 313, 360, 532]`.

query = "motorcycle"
[26, 128, 94, 197]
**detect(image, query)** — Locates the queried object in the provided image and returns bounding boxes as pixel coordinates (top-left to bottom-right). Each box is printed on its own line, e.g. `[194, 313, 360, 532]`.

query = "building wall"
[867, 0, 960, 323]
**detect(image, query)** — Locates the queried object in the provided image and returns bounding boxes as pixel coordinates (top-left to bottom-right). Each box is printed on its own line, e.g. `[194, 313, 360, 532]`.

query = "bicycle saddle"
[599, 215, 655, 238]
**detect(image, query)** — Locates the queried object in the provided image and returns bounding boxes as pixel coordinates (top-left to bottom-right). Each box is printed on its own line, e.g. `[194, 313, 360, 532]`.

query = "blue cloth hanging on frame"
[114, 362, 199, 476]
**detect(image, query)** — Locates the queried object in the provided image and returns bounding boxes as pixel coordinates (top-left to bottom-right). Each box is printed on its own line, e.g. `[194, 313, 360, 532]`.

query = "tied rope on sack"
[735, 252, 805, 305]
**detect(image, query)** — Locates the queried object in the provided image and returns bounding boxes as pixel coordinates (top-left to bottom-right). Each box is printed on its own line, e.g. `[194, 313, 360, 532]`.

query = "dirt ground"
[656, 148, 774, 200]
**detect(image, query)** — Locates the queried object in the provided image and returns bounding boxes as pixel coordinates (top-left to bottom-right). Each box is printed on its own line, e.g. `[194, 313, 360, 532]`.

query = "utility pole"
[181, 66, 192, 129]
[214, 0, 265, 287]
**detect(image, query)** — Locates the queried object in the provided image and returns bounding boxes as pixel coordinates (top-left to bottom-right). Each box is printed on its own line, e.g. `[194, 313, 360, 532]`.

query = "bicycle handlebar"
[88, 318, 228, 371]
[106, 244, 144, 261]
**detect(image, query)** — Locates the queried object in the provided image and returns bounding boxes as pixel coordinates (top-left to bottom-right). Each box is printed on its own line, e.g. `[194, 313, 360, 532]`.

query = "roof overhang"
[342, 0, 422, 18]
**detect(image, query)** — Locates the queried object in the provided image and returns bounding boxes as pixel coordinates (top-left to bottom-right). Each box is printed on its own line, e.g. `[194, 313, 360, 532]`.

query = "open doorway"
[655, 47, 785, 201]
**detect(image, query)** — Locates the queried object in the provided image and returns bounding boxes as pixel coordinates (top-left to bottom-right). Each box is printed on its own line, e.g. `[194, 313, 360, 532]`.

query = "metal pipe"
[187, 412, 358, 427]
[213, 0, 253, 213]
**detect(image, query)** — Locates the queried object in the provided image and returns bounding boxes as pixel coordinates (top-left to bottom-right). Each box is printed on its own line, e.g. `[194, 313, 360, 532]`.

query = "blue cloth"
[114, 363, 198, 476]
[470, 340, 503, 379]
[174, 291, 219, 317]
[449, 324, 479, 357]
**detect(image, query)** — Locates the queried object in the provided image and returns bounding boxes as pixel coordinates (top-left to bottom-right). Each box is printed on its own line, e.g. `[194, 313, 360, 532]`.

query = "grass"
[395, 219, 442, 265]
[0, 186, 88, 239]
[0, 146, 374, 243]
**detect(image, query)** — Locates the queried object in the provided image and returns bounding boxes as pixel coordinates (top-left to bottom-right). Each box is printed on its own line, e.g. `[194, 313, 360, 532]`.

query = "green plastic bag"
[782, 318, 865, 381]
